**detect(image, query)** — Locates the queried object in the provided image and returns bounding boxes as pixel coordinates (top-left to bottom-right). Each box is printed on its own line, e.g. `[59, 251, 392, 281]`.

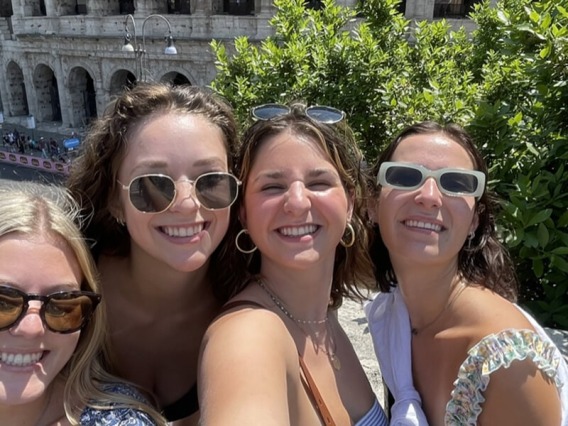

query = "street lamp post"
[122, 14, 178, 82]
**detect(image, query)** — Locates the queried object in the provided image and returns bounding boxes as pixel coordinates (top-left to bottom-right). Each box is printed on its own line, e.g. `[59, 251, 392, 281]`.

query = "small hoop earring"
[235, 229, 257, 254]
[340, 223, 355, 248]
[465, 232, 475, 252]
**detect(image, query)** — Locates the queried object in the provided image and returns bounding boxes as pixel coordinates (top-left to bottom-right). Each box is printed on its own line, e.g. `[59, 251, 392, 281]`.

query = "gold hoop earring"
[235, 229, 257, 254]
[340, 223, 355, 248]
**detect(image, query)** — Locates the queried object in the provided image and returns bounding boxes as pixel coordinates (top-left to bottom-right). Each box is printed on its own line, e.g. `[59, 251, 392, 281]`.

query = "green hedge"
[210, 0, 568, 328]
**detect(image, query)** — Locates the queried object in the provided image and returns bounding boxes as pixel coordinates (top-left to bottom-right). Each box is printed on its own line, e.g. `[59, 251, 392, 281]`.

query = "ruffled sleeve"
[445, 329, 564, 425]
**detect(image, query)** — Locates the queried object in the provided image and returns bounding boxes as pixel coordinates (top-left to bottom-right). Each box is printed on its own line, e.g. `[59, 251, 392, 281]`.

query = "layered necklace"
[256, 278, 341, 370]
[410, 281, 467, 336]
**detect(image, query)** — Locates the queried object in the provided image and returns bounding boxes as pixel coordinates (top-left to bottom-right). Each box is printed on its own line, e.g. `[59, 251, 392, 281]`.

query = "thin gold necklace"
[411, 282, 467, 336]
[256, 278, 341, 370]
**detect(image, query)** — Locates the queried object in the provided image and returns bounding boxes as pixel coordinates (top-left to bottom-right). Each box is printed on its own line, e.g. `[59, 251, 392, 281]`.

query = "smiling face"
[116, 112, 232, 272]
[375, 132, 479, 271]
[0, 232, 82, 406]
[241, 130, 353, 273]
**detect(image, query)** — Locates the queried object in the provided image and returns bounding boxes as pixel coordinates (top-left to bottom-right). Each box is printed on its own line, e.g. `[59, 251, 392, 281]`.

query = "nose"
[10, 303, 45, 338]
[169, 180, 200, 212]
[414, 177, 442, 208]
[283, 182, 311, 214]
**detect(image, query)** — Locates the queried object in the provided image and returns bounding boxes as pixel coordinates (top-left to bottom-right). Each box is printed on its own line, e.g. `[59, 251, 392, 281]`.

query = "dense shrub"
[210, 0, 568, 327]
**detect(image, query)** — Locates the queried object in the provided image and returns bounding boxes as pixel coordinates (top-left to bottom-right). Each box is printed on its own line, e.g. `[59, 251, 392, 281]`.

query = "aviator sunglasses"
[120, 172, 241, 214]
[0, 285, 101, 334]
[251, 103, 346, 124]
[378, 162, 486, 199]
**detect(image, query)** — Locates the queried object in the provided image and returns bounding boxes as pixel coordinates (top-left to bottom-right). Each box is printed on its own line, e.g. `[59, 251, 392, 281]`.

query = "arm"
[480, 356, 562, 426]
[198, 308, 298, 426]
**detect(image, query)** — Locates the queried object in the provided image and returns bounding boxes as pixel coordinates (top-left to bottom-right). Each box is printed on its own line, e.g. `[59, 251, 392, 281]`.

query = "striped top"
[355, 399, 389, 426]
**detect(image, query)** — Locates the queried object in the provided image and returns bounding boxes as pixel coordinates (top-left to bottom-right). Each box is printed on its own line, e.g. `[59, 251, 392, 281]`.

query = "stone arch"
[68, 66, 97, 128]
[23, 0, 45, 16]
[33, 63, 62, 123]
[5, 61, 29, 117]
[160, 71, 191, 86]
[109, 69, 136, 98]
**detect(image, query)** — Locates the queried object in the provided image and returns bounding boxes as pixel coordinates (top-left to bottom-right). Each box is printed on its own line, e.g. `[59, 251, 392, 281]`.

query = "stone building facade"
[0, 0, 480, 134]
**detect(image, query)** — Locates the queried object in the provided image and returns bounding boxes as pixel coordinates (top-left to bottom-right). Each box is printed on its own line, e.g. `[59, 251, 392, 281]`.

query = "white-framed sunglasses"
[119, 172, 241, 213]
[377, 162, 486, 199]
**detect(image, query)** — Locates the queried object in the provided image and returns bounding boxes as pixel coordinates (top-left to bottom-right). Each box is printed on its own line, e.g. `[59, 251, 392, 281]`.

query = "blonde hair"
[0, 181, 165, 425]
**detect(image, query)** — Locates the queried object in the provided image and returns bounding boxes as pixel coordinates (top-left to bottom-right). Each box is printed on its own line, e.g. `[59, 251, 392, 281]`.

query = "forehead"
[122, 112, 228, 174]
[252, 130, 332, 167]
[0, 232, 82, 293]
[392, 132, 475, 170]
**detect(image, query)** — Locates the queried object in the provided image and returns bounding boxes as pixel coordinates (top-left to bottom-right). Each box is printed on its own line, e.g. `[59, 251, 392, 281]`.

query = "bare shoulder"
[199, 299, 300, 425]
[460, 286, 535, 338]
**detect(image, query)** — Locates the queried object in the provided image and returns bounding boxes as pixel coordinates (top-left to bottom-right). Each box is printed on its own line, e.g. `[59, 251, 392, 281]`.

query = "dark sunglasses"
[378, 162, 486, 199]
[0, 285, 101, 334]
[251, 103, 346, 124]
[120, 172, 241, 214]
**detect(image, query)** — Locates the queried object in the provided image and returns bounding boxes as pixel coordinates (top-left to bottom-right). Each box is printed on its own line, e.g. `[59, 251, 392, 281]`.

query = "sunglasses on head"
[251, 103, 346, 124]
[120, 172, 241, 214]
[377, 162, 486, 199]
[0, 285, 101, 334]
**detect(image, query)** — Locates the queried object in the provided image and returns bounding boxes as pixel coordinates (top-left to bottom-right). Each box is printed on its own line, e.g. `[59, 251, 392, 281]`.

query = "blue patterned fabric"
[80, 383, 157, 425]
[355, 399, 389, 426]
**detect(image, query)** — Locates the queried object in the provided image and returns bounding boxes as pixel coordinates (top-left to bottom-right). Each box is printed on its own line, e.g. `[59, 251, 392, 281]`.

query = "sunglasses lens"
[305, 106, 345, 124]
[195, 174, 239, 210]
[385, 165, 423, 188]
[0, 288, 24, 330]
[129, 175, 175, 213]
[440, 172, 480, 195]
[45, 294, 96, 333]
[252, 104, 290, 121]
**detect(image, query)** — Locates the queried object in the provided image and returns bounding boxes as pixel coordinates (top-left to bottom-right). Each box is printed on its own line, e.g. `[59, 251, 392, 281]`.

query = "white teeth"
[1, 351, 43, 367]
[405, 220, 442, 232]
[162, 224, 203, 237]
[279, 225, 318, 237]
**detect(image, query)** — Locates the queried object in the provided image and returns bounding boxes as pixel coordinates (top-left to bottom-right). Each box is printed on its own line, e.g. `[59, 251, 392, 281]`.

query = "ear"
[346, 189, 355, 222]
[469, 207, 480, 236]
[108, 188, 125, 222]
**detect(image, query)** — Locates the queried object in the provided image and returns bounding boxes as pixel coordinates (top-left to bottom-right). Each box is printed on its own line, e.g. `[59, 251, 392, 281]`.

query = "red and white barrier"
[0, 151, 70, 175]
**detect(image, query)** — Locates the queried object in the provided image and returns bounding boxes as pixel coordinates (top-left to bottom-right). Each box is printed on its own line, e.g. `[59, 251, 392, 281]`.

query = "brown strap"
[299, 357, 337, 426]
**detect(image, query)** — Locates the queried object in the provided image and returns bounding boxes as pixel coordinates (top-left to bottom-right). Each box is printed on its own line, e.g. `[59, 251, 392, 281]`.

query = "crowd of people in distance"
[0, 82, 565, 426]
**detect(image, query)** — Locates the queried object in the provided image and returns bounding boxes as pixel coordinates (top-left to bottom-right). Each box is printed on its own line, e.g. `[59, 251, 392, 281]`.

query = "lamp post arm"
[123, 14, 138, 53]
[140, 14, 175, 82]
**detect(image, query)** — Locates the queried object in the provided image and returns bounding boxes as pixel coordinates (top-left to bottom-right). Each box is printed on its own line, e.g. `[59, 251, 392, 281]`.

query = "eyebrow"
[256, 168, 337, 180]
[130, 157, 228, 176]
[0, 281, 81, 293]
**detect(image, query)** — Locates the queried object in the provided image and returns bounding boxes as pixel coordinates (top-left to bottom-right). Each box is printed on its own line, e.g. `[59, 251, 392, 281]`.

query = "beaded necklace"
[257, 278, 341, 370]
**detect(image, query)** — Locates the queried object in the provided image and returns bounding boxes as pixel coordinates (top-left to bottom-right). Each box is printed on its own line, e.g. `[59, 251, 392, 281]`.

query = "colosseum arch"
[160, 71, 191, 86]
[5, 61, 29, 117]
[68, 66, 97, 128]
[109, 69, 137, 99]
[33, 63, 62, 123]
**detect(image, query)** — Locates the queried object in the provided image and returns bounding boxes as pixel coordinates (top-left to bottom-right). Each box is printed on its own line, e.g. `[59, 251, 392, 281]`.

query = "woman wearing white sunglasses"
[66, 83, 239, 425]
[365, 121, 567, 425]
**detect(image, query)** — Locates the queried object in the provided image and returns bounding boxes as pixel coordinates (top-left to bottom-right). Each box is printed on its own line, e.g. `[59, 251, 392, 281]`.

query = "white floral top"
[445, 329, 565, 425]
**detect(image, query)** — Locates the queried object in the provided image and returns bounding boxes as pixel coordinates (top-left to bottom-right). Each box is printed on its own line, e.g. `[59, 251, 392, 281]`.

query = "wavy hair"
[368, 121, 518, 301]
[66, 82, 237, 266]
[214, 104, 375, 308]
[0, 182, 165, 424]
